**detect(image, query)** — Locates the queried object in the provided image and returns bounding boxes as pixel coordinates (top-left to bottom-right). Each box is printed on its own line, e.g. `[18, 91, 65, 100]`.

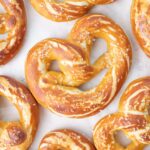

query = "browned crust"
[25, 14, 132, 118]
[0, 0, 26, 65]
[131, 0, 150, 57]
[0, 76, 39, 149]
[30, 0, 115, 22]
[93, 77, 150, 150]
[39, 129, 95, 150]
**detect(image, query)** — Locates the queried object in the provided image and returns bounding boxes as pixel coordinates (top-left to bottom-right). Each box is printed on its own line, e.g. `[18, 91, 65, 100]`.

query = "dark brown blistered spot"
[7, 126, 26, 145]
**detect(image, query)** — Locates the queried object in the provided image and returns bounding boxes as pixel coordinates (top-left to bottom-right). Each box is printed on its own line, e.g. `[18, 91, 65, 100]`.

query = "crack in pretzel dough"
[94, 77, 150, 150]
[30, 0, 115, 21]
[131, 0, 150, 57]
[0, 0, 26, 65]
[25, 14, 132, 118]
[38, 129, 95, 150]
[0, 76, 38, 150]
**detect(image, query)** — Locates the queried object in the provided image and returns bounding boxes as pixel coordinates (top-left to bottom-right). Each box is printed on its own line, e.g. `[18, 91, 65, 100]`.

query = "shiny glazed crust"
[30, 0, 115, 21]
[25, 14, 132, 118]
[38, 129, 95, 150]
[94, 77, 150, 150]
[0, 0, 26, 65]
[131, 0, 150, 57]
[0, 76, 38, 150]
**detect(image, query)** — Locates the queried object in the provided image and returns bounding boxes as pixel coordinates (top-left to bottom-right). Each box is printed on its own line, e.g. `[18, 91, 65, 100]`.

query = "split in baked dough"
[94, 77, 150, 150]
[131, 0, 150, 57]
[0, 0, 26, 65]
[0, 76, 38, 149]
[38, 129, 95, 150]
[30, 0, 115, 21]
[26, 14, 132, 118]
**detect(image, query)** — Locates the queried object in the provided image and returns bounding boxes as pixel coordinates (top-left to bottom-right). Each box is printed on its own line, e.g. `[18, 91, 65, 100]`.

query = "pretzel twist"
[38, 129, 95, 150]
[25, 14, 132, 118]
[0, 0, 26, 65]
[131, 0, 150, 57]
[94, 77, 150, 150]
[30, 0, 115, 21]
[0, 76, 38, 149]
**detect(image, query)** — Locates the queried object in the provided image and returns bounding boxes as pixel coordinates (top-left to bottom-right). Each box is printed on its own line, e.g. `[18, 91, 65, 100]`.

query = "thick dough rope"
[94, 77, 150, 150]
[0, 76, 38, 150]
[25, 14, 132, 118]
[38, 129, 95, 150]
[30, 0, 115, 21]
[131, 0, 150, 57]
[0, 0, 26, 65]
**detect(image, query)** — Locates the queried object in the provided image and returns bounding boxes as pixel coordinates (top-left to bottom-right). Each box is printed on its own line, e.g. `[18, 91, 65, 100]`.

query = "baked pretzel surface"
[131, 0, 150, 57]
[25, 14, 132, 118]
[38, 129, 95, 150]
[30, 0, 115, 21]
[0, 0, 26, 65]
[0, 76, 38, 150]
[94, 77, 150, 150]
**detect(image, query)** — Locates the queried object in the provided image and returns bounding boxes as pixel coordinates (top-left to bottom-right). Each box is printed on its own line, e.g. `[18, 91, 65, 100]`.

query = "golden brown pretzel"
[38, 129, 95, 150]
[131, 0, 150, 57]
[0, 0, 26, 65]
[0, 76, 38, 149]
[25, 14, 132, 118]
[30, 0, 115, 22]
[93, 77, 150, 150]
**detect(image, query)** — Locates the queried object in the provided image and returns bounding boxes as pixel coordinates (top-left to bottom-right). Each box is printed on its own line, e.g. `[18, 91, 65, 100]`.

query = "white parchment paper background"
[0, 0, 150, 149]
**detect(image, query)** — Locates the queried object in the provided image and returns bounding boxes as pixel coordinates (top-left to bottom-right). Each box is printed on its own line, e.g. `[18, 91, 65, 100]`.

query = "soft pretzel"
[131, 0, 150, 57]
[93, 77, 150, 150]
[30, 0, 115, 22]
[25, 14, 132, 118]
[0, 0, 26, 65]
[38, 129, 95, 150]
[0, 76, 38, 149]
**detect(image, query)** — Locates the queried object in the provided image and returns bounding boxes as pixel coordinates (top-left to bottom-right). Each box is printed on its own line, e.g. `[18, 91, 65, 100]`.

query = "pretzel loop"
[30, 0, 115, 21]
[0, 0, 26, 65]
[0, 76, 38, 149]
[131, 0, 150, 57]
[0, 14, 11, 33]
[94, 77, 150, 150]
[38, 129, 95, 150]
[26, 14, 132, 118]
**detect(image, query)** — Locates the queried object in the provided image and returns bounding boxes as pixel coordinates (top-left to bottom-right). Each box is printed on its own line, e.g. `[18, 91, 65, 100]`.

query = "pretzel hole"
[0, 95, 19, 121]
[0, 4, 5, 13]
[79, 39, 107, 91]
[79, 68, 107, 91]
[114, 130, 131, 148]
[144, 145, 150, 150]
[0, 32, 7, 39]
[90, 38, 107, 64]
[49, 60, 61, 72]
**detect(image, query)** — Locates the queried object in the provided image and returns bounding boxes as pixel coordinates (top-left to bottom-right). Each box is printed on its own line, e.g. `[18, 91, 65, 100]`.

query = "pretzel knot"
[131, 0, 150, 57]
[0, 76, 38, 149]
[0, 0, 26, 65]
[94, 77, 150, 150]
[30, 0, 115, 21]
[25, 14, 132, 118]
[38, 129, 95, 150]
